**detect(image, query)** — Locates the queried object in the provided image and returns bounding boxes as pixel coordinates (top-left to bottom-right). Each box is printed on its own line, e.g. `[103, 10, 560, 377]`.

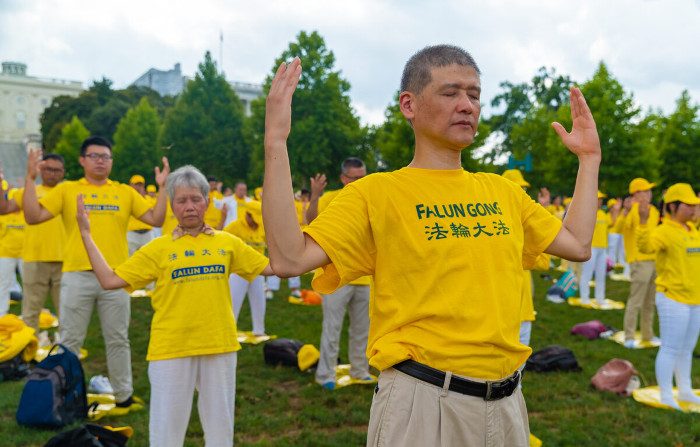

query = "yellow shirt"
[295, 200, 308, 227]
[546, 204, 565, 220]
[614, 203, 659, 263]
[592, 209, 612, 248]
[114, 231, 269, 360]
[161, 202, 179, 236]
[304, 168, 562, 380]
[0, 209, 25, 259]
[39, 178, 152, 272]
[128, 195, 156, 231]
[204, 192, 223, 228]
[638, 219, 700, 305]
[13, 186, 65, 262]
[224, 220, 266, 255]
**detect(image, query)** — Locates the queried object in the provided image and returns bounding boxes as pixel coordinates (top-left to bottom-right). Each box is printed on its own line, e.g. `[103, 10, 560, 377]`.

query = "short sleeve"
[130, 187, 152, 219]
[114, 240, 161, 290]
[520, 188, 562, 259]
[303, 184, 375, 293]
[38, 183, 64, 217]
[227, 234, 269, 282]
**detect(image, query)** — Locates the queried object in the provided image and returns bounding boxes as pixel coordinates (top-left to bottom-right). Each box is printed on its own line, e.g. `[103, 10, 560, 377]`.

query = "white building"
[0, 62, 83, 185]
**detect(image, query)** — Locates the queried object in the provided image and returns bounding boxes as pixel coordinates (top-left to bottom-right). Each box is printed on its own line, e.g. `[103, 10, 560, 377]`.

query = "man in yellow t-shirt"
[0, 153, 65, 330]
[615, 177, 660, 348]
[204, 176, 224, 229]
[22, 136, 169, 410]
[578, 191, 613, 305]
[126, 174, 156, 255]
[263, 47, 601, 445]
[0, 189, 26, 316]
[306, 157, 372, 390]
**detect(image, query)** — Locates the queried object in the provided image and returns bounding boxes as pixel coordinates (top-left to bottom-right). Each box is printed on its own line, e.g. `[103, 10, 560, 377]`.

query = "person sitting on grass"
[76, 165, 273, 446]
[638, 183, 700, 410]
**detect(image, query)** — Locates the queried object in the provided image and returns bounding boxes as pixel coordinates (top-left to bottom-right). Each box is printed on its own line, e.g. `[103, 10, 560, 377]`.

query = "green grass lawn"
[1, 269, 700, 446]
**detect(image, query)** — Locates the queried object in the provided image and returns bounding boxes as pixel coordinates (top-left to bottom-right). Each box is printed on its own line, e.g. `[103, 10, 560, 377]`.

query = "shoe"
[291, 289, 301, 298]
[88, 375, 114, 394]
[265, 290, 274, 300]
[352, 376, 376, 384]
[114, 395, 145, 413]
[623, 339, 636, 349]
[321, 381, 336, 390]
[648, 336, 661, 344]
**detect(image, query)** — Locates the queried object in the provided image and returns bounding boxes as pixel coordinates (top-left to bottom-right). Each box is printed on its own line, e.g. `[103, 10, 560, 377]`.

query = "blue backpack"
[16, 344, 88, 427]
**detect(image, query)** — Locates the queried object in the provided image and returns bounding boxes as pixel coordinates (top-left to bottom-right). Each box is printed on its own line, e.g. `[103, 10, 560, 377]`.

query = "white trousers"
[127, 230, 154, 256]
[266, 275, 300, 291]
[0, 257, 23, 316]
[579, 247, 607, 302]
[230, 274, 266, 334]
[315, 284, 371, 384]
[655, 292, 700, 403]
[148, 352, 237, 447]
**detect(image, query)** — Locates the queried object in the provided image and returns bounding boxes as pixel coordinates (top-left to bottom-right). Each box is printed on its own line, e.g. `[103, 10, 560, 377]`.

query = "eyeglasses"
[41, 167, 64, 174]
[83, 153, 112, 161]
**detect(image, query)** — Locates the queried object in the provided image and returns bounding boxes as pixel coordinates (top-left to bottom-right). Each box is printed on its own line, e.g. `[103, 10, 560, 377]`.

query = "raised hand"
[155, 156, 170, 187]
[26, 148, 43, 180]
[638, 201, 651, 225]
[265, 58, 302, 146]
[551, 87, 601, 160]
[310, 173, 327, 199]
[76, 194, 91, 234]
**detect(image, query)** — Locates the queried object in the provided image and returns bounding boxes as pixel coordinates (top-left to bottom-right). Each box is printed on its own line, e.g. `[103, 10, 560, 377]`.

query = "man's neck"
[408, 138, 464, 170]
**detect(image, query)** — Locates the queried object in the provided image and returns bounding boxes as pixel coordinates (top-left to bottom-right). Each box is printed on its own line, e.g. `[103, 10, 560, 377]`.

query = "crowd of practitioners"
[0, 43, 698, 446]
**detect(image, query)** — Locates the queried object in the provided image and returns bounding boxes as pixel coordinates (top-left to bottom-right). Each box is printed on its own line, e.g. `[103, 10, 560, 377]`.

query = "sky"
[1, 0, 699, 126]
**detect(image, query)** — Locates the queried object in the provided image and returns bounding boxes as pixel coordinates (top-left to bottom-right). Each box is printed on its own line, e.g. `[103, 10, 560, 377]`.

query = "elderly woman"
[77, 165, 273, 446]
[638, 183, 700, 410]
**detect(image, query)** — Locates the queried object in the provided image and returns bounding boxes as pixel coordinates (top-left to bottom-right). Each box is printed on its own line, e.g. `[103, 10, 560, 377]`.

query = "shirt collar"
[78, 177, 114, 186]
[171, 224, 216, 240]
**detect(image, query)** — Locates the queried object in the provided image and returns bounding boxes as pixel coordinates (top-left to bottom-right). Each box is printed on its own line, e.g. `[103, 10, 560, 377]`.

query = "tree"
[656, 90, 700, 189]
[53, 116, 90, 180]
[112, 97, 162, 183]
[247, 31, 363, 187]
[161, 51, 246, 185]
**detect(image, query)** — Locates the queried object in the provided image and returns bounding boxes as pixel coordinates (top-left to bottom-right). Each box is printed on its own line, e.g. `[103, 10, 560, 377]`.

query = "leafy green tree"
[161, 51, 246, 185]
[54, 116, 90, 180]
[247, 31, 363, 187]
[656, 90, 700, 189]
[112, 97, 162, 183]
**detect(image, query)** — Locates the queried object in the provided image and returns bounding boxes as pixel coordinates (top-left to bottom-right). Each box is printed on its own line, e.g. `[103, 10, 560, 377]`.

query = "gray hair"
[400, 45, 481, 95]
[166, 165, 210, 205]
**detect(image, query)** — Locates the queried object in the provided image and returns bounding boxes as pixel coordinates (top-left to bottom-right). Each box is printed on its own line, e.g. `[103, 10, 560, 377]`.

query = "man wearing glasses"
[0, 153, 65, 331]
[22, 136, 169, 412]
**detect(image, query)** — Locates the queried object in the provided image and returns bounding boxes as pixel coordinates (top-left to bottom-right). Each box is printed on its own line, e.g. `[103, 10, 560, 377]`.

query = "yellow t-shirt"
[0, 208, 25, 259]
[592, 209, 612, 249]
[304, 168, 562, 380]
[114, 231, 269, 360]
[614, 203, 659, 263]
[39, 178, 152, 272]
[637, 219, 700, 305]
[13, 186, 65, 262]
[224, 219, 266, 255]
[128, 195, 156, 231]
[161, 201, 179, 236]
[546, 204, 565, 220]
[204, 192, 223, 228]
[317, 189, 371, 287]
[295, 200, 308, 227]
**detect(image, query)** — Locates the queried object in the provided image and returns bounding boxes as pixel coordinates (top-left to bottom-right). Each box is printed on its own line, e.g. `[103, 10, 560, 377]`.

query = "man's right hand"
[264, 57, 302, 148]
[310, 173, 327, 200]
[26, 148, 43, 181]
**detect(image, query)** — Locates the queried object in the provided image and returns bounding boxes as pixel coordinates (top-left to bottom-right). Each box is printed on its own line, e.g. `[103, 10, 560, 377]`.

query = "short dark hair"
[341, 157, 365, 175]
[207, 176, 217, 183]
[400, 45, 481, 95]
[42, 153, 65, 165]
[80, 136, 112, 156]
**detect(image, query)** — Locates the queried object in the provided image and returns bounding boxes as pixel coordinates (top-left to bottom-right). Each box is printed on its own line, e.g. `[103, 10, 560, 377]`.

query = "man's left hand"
[155, 157, 170, 187]
[552, 87, 601, 161]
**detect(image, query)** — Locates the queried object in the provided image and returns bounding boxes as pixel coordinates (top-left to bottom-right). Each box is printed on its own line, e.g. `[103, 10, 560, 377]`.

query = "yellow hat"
[629, 178, 655, 194]
[146, 184, 157, 193]
[563, 197, 573, 206]
[297, 344, 320, 371]
[607, 198, 617, 208]
[129, 174, 145, 184]
[254, 186, 263, 201]
[663, 183, 700, 205]
[501, 169, 530, 188]
[597, 191, 607, 199]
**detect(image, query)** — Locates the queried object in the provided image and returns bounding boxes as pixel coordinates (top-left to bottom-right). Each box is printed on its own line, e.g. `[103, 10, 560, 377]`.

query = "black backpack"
[263, 339, 304, 367]
[44, 424, 129, 447]
[0, 353, 31, 382]
[525, 345, 582, 372]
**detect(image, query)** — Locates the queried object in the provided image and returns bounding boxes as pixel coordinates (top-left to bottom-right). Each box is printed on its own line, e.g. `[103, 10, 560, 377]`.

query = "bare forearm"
[22, 177, 49, 223]
[561, 157, 599, 250]
[80, 230, 128, 289]
[306, 196, 320, 224]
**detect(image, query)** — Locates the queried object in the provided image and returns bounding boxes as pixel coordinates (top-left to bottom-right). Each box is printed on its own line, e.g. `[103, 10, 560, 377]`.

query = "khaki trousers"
[623, 261, 657, 341]
[21, 261, 62, 332]
[367, 368, 529, 447]
[60, 271, 133, 402]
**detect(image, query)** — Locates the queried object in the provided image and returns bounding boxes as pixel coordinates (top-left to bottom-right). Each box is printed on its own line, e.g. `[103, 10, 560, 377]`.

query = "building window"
[16, 111, 26, 129]
[16, 95, 25, 105]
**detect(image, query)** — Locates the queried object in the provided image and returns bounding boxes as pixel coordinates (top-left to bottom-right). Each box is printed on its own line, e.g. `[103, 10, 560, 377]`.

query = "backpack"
[546, 271, 579, 301]
[525, 345, 582, 373]
[16, 344, 88, 428]
[44, 423, 129, 447]
[591, 359, 640, 396]
[571, 320, 608, 340]
[0, 353, 31, 382]
[263, 339, 304, 367]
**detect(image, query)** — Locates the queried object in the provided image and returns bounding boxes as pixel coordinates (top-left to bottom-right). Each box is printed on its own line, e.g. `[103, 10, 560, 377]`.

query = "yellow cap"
[129, 175, 145, 184]
[146, 184, 157, 193]
[254, 186, 263, 201]
[597, 191, 607, 199]
[629, 178, 655, 194]
[663, 183, 700, 205]
[607, 198, 617, 208]
[297, 344, 320, 371]
[501, 169, 530, 188]
[563, 197, 573, 206]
